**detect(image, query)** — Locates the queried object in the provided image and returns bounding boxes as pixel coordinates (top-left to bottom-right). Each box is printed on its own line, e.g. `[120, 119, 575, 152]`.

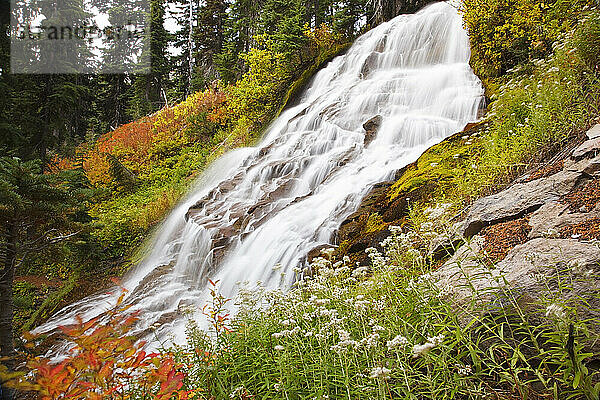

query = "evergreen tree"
[5, 0, 94, 165]
[194, 0, 227, 85]
[171, 0, 199, 98]
[130, 0, 171, 118]
[0, 157, 85, 398]
[10, 75, 92, 168]
[334, 0, 367, 37]
[0, 0, 15, 158]
[215, 0, 263, 82]
[262, 0, 308, 58]
[90, 74, 133, 135]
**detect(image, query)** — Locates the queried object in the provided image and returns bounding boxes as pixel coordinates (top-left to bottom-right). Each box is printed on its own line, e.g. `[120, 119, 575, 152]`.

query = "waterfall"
[35, 1, 483, 349]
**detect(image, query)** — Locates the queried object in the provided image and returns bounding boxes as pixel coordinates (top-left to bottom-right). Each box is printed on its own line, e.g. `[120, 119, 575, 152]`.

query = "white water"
[35, 2, 483, 348]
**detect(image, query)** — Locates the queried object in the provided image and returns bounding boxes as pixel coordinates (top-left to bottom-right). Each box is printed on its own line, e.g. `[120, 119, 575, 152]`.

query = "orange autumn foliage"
[10, 291, 190, 400]
[55, 87, 227, 188]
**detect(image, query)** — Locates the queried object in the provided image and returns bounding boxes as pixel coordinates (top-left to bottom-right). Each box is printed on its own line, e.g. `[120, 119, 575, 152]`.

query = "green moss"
[388, 128, 485, 203]
[364, 213, 386, 233]
[336, 239, 351, 254]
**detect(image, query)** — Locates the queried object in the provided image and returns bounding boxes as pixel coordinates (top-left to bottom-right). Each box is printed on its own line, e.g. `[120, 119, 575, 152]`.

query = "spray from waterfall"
[35, 1, 483, 349]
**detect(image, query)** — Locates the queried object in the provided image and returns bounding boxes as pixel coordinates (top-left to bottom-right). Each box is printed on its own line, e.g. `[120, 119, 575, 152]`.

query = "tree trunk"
[0, 220, 16, 400]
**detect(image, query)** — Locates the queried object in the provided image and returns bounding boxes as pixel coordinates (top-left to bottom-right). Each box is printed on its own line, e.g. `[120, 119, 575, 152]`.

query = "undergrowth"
[156, 212, 599, 399]
[8, 211, 600, 399]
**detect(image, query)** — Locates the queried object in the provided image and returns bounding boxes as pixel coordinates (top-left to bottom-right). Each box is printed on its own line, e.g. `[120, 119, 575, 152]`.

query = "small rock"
[587, 124, 600, 140]
[572, 138, 600, 158]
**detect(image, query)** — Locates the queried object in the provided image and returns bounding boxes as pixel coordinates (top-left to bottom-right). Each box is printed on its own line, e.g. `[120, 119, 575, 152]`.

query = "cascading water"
[35, 1, 483, 349]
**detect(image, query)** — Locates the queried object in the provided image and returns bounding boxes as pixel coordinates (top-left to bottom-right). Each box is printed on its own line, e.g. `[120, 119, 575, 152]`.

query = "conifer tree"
[0, 158, 84, 399]
[171, 0, 199, 97]
[215, 0, 263, 82]
[130, 0, 171, 118]
[194, 0, 227, 85]
[334, 0, 367, 37]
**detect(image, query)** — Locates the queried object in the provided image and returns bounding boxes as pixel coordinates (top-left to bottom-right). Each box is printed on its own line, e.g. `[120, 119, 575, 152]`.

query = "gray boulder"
[461, 170, 582, 237]
[528, 201, 600, 239]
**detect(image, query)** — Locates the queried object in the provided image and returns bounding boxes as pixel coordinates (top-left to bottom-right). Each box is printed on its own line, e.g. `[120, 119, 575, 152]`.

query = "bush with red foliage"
[3, 290, 189, 400]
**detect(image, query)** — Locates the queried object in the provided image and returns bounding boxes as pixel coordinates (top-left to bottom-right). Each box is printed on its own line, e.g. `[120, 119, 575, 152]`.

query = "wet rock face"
[362, 115, 382, 146]
[360, 52, 380, 78]
[332, 123, 487, 266]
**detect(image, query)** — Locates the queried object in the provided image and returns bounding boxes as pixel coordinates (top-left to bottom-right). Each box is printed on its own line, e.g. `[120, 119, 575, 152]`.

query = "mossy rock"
[333, 122, 488, 265]
[388, 122, 487, 201]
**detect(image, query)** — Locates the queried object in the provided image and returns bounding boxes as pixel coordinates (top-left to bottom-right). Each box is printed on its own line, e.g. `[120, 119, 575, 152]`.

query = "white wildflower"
[150, 322, 161, 331]
[457, 364, 472, 376]
[274, 345, 285, 351]
[369, 366, 391, 380]
[545, 303, 566, 320]
[387, 335, 409, 351]
[412, 334, 444, 358]
[352, 266, 369, 278]
[321, 248, 335, 258]
[359, 332, 380, 349]
[230, 386, 249, 399]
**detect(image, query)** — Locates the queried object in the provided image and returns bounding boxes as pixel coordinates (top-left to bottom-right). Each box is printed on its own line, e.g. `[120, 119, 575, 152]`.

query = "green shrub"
[461, 0, 595, 79]
[575, 11, 600, 73]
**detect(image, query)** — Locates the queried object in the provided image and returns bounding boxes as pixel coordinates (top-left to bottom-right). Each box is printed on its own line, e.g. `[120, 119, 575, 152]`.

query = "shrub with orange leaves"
[55, 85, 228, 190]
[4, 290, 189, 400]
